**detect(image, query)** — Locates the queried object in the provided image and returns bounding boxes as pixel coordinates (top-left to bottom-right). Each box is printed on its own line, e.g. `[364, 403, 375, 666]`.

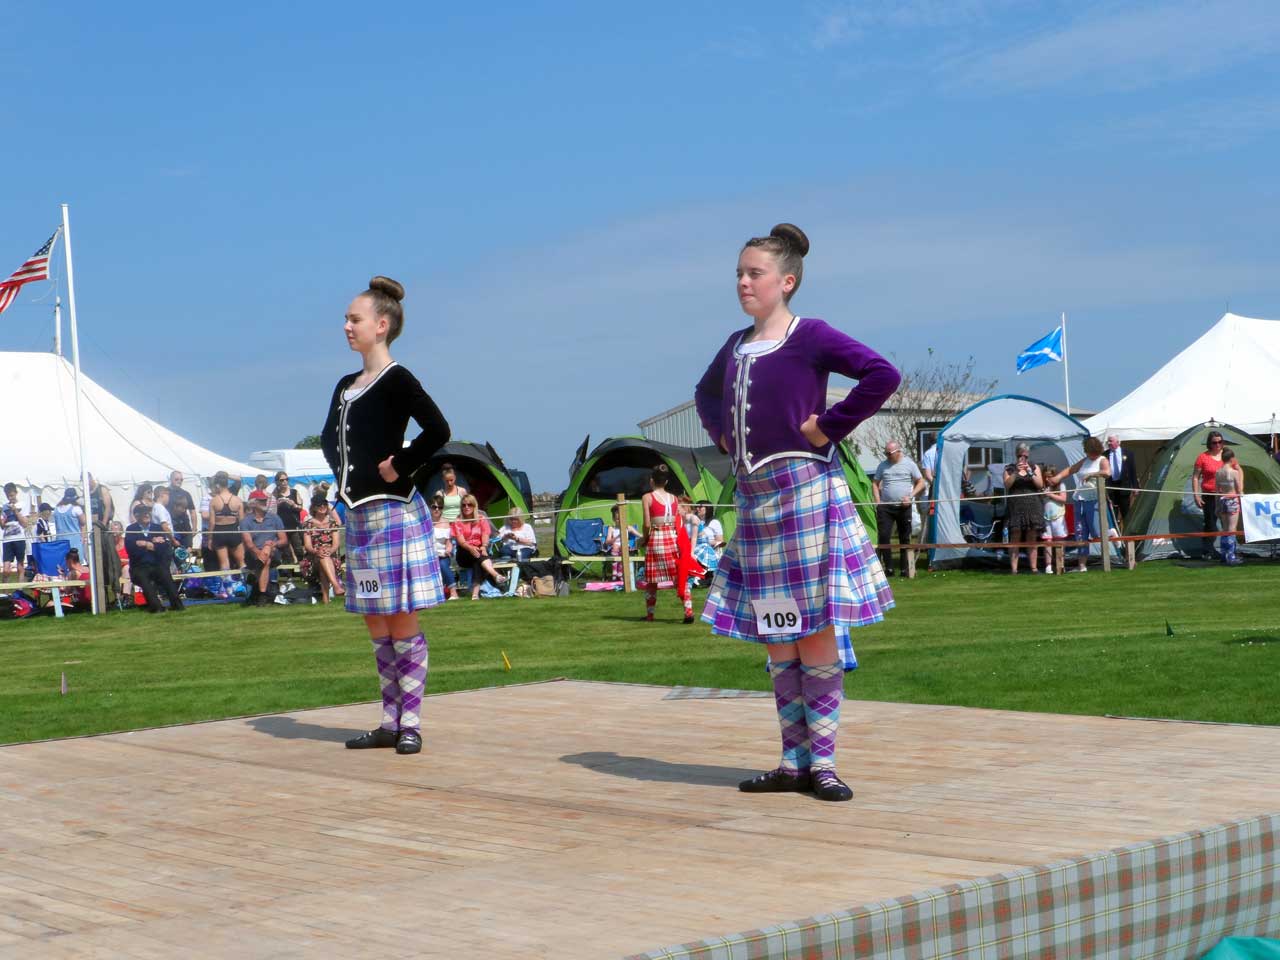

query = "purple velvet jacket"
[694, 317, 900, 475]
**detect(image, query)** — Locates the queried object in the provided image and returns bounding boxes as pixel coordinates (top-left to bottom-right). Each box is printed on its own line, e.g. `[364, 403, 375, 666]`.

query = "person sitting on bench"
[125, 503, 184, 613]
[241, 491, 287, 606]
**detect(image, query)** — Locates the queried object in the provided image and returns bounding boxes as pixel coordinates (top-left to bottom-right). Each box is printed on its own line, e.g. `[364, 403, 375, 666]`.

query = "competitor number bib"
[751, 597, 803, 637]
[353, 569, 382, 601]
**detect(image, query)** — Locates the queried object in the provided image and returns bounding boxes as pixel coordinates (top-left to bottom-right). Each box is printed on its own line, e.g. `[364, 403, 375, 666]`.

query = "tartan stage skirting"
[343, 492, 445, 616]
[629, 812, 1280, 960]
[702, 456, 893, 671]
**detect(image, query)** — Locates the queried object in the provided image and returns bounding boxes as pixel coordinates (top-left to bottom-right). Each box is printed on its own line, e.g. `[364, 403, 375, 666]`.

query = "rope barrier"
[0, 481, 1256, 539]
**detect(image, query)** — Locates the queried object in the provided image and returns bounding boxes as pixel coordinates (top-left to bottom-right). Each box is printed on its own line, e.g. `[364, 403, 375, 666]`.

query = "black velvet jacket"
[321, 362, 450, 508]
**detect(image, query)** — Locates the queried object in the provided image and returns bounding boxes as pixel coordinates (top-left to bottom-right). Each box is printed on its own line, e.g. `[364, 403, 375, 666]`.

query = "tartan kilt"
[642, 524, 680, 585]
[343, 492, 445, 616]
[701, 456, 893, 671]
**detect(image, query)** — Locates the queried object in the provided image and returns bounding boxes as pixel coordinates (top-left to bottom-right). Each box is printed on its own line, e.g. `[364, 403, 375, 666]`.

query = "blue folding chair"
[31, 540, 73, 618]
[565, 518, 604, 556]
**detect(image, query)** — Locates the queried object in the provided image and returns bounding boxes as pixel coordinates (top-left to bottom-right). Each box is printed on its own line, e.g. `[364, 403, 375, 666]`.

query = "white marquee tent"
[1084, 313, 1280, 441]
[1, 351, 256, 518]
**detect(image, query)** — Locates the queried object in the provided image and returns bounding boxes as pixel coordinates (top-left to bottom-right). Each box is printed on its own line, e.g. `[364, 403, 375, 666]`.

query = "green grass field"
[1, 562, 1277, 745]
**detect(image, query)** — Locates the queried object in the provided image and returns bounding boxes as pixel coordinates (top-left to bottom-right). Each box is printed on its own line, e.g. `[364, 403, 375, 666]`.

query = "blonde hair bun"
[368, 275, 405, 302]
[769, 223, 810, 257]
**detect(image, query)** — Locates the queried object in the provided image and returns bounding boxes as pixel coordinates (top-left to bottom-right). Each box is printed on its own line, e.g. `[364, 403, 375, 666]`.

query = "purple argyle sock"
[768, 658, 809, 773]
[393, 633, 428, 733]
[371, 636, 399, 732]
[801, 662, 844, 771]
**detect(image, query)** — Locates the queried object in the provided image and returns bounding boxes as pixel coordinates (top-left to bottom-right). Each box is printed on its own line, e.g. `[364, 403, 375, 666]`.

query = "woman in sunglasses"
[1193, 430, 1226, 558]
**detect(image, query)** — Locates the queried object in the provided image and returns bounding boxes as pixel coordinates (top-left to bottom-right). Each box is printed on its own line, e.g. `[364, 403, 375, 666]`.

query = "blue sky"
[3, 1, 1279, 490]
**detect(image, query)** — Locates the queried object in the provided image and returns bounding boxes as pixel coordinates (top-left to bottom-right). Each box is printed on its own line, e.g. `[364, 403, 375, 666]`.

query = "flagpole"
[1061, 311, 1071, 417]
[54, 296, 62, 357]
[61, 203, 98, 616]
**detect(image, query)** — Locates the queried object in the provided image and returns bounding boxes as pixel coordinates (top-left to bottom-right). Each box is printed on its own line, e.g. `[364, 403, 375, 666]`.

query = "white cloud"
[946, 0, 1280, 92]
[1097, 95, 1280, 151]
[811, 0, 1031, 49]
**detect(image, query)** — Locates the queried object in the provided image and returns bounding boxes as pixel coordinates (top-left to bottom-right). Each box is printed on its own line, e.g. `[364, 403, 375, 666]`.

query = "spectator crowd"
[1, 432, 1255, 618]
[0, 463, 547, 616]
[872, 430, 1247, 575]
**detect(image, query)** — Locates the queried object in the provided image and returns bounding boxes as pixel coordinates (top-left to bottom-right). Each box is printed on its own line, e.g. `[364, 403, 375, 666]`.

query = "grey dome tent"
[1126, 421, 1280, 561]
[928, 395, 1088, 568]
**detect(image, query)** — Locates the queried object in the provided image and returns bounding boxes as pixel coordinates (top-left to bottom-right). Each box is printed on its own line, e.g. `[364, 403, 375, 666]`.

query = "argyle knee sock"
[801, 662, 844, 771]
[393, 633, 428, 733]
[768, 658, 809, 772]
[371, 636, 399, 732]
[682, 593, 693, 618]
[645, 584, 657, 620]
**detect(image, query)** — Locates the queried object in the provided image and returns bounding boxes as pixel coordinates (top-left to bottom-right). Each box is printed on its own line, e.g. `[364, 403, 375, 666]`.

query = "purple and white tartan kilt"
[701, 456, 894, 671]
[343, 492, 445, 616]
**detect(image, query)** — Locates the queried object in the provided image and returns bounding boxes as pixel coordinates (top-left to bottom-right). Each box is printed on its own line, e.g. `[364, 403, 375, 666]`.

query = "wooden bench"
[170, 564, 301, 581]
[1, 579, 87, 618]
[490, 557, 546, 571]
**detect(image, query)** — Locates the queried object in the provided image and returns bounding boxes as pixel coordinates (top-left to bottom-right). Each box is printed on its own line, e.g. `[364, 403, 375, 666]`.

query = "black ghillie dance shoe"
[345, 728, 398, 750]
[811, 769, 854, 802]
[738, 768, 813, 793]
[395, 730, 423, 755]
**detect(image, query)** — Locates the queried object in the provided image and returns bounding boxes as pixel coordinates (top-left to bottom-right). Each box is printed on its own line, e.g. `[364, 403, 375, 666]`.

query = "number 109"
[762, 611, 798, 629]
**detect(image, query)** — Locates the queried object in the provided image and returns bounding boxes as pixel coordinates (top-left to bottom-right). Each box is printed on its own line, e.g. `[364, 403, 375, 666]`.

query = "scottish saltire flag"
[1016, 325, 1064, 374]
[0, 230, 59, 316]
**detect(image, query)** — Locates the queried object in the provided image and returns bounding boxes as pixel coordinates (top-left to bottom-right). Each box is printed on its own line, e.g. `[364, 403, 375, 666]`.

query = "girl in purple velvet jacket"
[695, 223, 900, 802]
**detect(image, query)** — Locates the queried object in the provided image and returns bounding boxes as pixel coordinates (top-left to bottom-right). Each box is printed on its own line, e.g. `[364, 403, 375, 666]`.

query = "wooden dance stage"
[2, 680, 1279, 959]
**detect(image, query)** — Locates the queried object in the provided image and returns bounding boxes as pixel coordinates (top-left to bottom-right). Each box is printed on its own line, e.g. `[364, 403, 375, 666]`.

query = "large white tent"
[1085, 313, 1280, 441]
[1, 351, 256, 518]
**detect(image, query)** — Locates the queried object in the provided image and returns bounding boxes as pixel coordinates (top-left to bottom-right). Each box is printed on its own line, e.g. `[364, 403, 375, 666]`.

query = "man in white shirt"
[919, 443, 938, 487]
[1105, 435, 1136, 526]
[150, 486, 175, 539]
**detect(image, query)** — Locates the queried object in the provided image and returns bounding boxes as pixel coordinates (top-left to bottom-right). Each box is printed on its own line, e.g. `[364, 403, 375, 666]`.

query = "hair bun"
[769, 223, 810, 257]
[369, 275, 405, 302]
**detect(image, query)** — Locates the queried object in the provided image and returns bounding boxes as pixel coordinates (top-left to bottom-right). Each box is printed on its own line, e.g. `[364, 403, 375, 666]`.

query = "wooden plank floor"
[3, 679, 1280, 959]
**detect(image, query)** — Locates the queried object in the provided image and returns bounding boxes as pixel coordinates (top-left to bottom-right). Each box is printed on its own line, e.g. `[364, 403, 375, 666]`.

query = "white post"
[1060, 311, 1071, 416]
[54, 296, 62, 357]
[61, 204, 98, 615]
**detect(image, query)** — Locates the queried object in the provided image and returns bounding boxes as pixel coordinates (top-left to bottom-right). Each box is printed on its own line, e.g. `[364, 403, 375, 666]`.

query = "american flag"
[0, 230, 59, 316]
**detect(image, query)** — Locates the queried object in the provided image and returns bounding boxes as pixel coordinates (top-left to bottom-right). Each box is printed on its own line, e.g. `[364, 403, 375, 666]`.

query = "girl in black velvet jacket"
[320, 276, 450, 756]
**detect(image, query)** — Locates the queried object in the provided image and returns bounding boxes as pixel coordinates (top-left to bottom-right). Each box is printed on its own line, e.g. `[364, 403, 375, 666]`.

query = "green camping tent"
[712, 441, 878, 542]
[1127, 421, 1280, 560]
[412, 441, 531, 525]
[555, 436, 732, 556]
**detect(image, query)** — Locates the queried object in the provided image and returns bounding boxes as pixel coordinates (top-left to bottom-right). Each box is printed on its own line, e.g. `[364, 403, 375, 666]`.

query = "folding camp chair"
[564, 518, 604, 556]
[563, 518, 612, 581]
[31, 539, 72, 618]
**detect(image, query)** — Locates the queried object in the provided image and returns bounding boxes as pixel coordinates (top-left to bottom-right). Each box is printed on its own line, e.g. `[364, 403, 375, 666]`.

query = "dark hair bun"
[770, 223, 809, 257]
[369, 275, 405, 302]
